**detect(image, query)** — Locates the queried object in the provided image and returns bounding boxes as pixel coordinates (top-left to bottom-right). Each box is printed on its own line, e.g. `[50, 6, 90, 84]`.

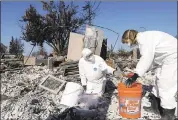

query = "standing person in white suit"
[79, 48, 122, 96]
[121, 29, 177, 120]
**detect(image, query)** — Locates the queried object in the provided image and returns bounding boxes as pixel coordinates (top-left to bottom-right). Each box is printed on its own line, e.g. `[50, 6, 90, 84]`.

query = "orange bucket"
[118, 82, 142, 119]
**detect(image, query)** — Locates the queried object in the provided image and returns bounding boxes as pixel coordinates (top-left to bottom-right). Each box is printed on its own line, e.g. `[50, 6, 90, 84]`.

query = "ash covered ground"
[1, 63, 162, 120]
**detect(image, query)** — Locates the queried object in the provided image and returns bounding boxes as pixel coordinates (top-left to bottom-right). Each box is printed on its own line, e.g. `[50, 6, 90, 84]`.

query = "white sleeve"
[79, 60, 87, 86]
[98, 57, 115, 74]
[106, 64, 115, 74]
[135, 35, 156, 77]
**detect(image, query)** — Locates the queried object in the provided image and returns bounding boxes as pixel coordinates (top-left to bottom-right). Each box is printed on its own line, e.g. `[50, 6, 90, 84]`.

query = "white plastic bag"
[60, 82, 84, 107]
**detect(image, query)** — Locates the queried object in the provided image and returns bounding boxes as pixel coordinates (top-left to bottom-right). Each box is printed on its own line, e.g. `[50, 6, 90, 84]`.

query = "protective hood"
[82, 48, 95, 62]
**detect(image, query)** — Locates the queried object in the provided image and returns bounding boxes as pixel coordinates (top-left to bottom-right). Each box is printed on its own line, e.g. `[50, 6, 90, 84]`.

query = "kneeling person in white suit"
[79, 48, 122, 96]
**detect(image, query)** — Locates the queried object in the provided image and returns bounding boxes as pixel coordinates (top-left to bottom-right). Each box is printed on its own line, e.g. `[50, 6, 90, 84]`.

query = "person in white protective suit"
[79, 48, 122, 96]
[121, 29, 177, 120]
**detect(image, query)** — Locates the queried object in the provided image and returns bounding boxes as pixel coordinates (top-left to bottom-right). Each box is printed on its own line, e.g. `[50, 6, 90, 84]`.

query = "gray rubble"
[0, 54, 24, 72]
[1, 61, 175, 120]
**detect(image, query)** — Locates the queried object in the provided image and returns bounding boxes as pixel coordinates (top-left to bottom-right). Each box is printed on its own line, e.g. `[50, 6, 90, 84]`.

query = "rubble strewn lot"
[0, 60, 172, 120]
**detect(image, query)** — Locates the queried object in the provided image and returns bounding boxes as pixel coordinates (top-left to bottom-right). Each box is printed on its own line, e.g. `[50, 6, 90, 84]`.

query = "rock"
[20, 87, 31, 96]
[17, 82, 26, 86]
[30, 99, 39, 105]
[32, 107, 41, 114]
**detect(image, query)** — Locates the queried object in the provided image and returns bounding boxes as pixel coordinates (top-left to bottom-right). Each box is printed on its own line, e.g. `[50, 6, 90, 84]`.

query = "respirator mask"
[86, 53, 95, 62]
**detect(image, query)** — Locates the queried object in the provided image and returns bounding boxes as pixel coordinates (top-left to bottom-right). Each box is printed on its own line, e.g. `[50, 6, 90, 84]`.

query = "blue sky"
[1, 1, 177, 55]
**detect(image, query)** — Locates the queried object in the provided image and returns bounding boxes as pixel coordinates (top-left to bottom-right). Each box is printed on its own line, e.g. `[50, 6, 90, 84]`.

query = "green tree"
[20, 5, 45, 47]
[9, 36, 24, 55]
[20, 1, 100, 56]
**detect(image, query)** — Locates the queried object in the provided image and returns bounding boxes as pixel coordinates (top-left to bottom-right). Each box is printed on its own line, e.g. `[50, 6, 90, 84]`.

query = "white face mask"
[88, 55, 95, 62]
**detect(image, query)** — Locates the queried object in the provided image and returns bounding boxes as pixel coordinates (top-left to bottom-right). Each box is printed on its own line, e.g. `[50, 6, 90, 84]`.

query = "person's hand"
[113, 67, 123, 78]
[124, 73, 139, 87]
[83, 85, 86, 91]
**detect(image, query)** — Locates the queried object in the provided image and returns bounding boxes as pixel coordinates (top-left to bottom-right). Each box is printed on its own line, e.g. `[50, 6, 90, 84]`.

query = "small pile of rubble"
[60, 61, 80, 82]
[114, 58, 137, 71]
[1, 60, 84, 120]
[1, 54, 24, 72]
[1, 66, 61, 119]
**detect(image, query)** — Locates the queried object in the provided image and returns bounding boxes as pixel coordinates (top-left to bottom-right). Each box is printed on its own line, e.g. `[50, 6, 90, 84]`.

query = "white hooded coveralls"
[79, 48, 115, 96]
[135, 31, 177, 115]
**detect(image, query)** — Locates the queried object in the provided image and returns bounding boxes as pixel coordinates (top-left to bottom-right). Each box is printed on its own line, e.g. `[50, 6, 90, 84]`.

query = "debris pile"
[1, 60, 165, 120]
[1, 66, 62, 120]
[2, 23, 177, 120]
[114, 58, 137, 71]
[1, 54, 24, 72]
[60, 61, 81, 83]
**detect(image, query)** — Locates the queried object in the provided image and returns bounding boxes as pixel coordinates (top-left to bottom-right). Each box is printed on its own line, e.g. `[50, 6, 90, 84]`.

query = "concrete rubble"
[2, 58, 173, 120]
[0, 54, 24, 72]
[60, 61, 81, 83]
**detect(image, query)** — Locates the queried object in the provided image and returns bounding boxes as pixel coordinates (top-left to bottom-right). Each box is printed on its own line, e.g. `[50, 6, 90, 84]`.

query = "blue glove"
[124, 73, 139, 87]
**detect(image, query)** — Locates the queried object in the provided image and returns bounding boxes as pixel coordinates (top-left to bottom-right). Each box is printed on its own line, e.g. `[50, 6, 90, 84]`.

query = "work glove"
[113, 67, 123, 78]
[124, 73, 139, 87]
